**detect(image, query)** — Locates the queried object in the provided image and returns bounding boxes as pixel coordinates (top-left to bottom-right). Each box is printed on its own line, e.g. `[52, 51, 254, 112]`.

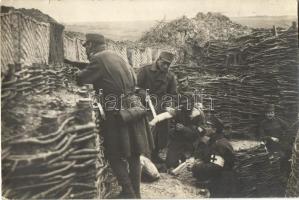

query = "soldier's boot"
[108, 156, 137, 199]
[120, 184, 136, 199]
[129, 155, 141, 198]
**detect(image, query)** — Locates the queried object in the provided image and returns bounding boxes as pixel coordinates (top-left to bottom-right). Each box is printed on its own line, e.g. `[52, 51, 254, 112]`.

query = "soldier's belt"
[119, 107, 147, 123]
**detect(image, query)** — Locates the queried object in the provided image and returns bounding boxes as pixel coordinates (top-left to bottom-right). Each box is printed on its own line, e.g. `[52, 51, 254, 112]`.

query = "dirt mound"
[140, 12, 251, 48]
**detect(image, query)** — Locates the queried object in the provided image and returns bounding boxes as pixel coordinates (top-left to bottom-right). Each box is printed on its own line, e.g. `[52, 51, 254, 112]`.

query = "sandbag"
[140, 155, 160, 182]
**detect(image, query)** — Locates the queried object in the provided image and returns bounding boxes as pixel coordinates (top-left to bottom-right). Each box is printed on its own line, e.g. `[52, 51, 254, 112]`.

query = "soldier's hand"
[261, 136, 272, 143]
[176, 123, 184, 131]
[166, 107, 176, 116]
[270, 137, 279, 142]
[149, 119, 156, 127]
[197, 126, 204, 133]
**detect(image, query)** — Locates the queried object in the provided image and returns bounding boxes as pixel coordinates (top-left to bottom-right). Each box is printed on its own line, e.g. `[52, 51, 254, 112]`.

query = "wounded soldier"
[148, 94, 205, 168]
[165, 95, 206, 169]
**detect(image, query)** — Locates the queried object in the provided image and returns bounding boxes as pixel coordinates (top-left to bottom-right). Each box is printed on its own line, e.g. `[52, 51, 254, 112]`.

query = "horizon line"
[62, 15, 297, 24]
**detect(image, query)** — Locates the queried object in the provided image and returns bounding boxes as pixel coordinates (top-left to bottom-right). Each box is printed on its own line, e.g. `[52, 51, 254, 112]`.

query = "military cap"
[159, 51, 175, 63]
[83, 33, 105, 46]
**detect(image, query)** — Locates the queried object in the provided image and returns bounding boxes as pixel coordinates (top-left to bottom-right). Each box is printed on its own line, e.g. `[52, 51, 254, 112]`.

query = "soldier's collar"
[150, 63, 158, 71]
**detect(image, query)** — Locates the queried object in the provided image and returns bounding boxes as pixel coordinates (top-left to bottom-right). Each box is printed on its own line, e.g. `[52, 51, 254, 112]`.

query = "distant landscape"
[231, 15, 297, 29]
[64, 15, 297, 41]
[64, 20, 157, 41]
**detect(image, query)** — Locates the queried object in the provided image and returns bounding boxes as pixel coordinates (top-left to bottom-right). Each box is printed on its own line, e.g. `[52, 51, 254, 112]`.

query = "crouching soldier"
[164, 95, 206, 169]
[257, 104, 291, 191]
[190, 116, 235, 197]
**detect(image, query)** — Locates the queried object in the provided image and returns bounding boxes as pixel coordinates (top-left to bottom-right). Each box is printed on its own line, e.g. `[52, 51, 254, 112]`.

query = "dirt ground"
[141, 172, 209, 199]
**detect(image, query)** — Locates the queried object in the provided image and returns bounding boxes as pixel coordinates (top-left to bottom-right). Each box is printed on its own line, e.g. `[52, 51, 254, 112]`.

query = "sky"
[1, 0, 297, 22]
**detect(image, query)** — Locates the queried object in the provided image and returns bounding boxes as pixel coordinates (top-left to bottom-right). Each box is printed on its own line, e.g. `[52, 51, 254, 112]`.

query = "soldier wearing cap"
[257, 104, 291, 187]
[76, 33, 154, 198]
[137, 51, 178, 163]
[177, 73, 192, 94]
[258, 104, 289, 151]
[165, 94, 206, 168]
[190, 116, 235, 197]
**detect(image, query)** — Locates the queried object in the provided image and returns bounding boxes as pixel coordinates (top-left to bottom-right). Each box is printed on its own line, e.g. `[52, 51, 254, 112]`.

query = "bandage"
[210, 155, 225, 167]
[149, 112, 173, 126]
[190, 108, 202, 119]
[270, 137, 279, 142]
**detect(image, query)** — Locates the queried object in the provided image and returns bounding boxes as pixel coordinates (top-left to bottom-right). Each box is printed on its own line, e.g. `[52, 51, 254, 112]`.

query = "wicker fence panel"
[63, 35, 77, 62]
[286, 129, 299, 197]
[49, 23, 64, 63]
[1, 63, 102, 199]
[18, 12, 50, 65]
[63, 35, 88, 63]
[76, 38, 88, 62]
[1, 12, 51, 78]
[106, 42, 129, 64]
[1, 13, 15, 78]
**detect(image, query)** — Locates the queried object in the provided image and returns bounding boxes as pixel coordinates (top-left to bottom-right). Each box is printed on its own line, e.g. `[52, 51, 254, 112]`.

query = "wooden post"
[291, 21, 297, 30]
[272, 25, 278, 37]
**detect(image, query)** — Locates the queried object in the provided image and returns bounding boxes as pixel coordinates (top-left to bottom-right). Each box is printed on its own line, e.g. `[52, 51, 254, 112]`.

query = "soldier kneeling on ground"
[189, 116, 236, 198]
[164, 95, 206, 169]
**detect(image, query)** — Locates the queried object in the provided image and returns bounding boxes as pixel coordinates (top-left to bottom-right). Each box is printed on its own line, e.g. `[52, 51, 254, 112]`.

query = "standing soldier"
[76, 33, 154, 199]
[137, 51, 177, 163]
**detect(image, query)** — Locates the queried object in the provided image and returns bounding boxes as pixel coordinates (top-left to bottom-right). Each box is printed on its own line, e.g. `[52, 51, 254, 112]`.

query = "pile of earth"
[140, 12, 252, 48]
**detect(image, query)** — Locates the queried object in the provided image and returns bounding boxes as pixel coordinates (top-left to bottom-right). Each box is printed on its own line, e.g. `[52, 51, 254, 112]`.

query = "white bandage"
[197, 126, 203, 133]
[270, 137, 279, 142]
[190, 108, 201, 119]
[210, 155, 225, 167]
[149, 112, 173, 126]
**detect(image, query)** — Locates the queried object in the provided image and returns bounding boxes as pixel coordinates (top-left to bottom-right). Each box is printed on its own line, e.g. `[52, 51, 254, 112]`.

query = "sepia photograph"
[1, 0, 298, 199]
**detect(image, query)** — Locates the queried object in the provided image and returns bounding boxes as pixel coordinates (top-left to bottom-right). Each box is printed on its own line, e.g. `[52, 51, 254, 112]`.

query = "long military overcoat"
[77, 50, 154, 158]
[137, 63, 177, 150]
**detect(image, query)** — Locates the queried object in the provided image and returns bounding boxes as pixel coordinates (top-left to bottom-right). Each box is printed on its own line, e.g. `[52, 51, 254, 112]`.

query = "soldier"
[177, 74, 190, 94]
[257, 104, 291, 190]
[258, 104, 289, 153]
[190, 116, 235, 197]
[165, 95, 206, 169]
[76, 33, 154, 198]
[137, 51, 177, 163]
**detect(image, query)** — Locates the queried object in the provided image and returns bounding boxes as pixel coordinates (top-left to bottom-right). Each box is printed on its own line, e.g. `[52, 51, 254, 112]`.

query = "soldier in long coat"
[137, 51, 177, 162]
[76, 33, 154, 198]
